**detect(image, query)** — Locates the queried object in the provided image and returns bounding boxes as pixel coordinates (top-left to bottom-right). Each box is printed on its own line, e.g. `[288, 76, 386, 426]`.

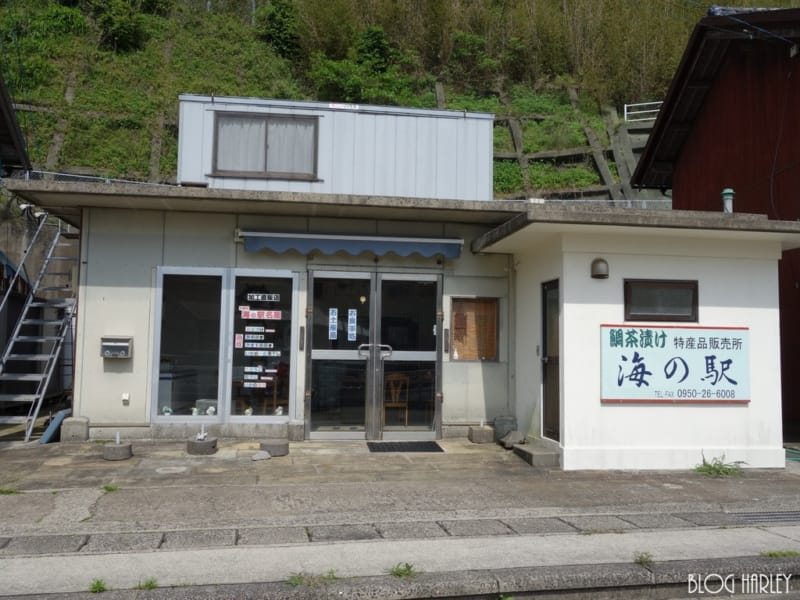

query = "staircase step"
[0, 373, 45, 382]
[30, 299, 75, 308]
[22, 319, 64, 326]
[44, 271, 73, 276]
[0, 394, 38, 403]
[61, 231, 80, 239]
[512, 444, 560, 468]
[48, 257, 79, 262]
[6, 354, 52, 361]
[14, 335, 62, 342]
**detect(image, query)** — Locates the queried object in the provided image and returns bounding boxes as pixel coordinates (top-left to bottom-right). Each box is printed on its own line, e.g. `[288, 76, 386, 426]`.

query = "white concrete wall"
[510, 237, 562, 441]
[512, 232, 784, 470]
[177, 96, 493, 201]
[75, 209, 507, 434]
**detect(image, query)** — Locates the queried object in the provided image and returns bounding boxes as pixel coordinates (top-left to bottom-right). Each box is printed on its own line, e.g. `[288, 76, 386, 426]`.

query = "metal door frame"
[541, 278, 560, 442]
[306, 270, 441, 440]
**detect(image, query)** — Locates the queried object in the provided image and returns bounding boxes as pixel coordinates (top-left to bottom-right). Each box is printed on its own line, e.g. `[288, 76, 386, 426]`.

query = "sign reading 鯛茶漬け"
[600, 325, 749, 404]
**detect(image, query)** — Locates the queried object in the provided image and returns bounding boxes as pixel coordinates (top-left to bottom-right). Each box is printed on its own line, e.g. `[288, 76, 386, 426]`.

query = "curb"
[4, 556, 799, 599]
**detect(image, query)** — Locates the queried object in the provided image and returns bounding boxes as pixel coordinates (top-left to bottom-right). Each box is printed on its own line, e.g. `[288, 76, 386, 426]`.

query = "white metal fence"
[623, 101, 663, 123]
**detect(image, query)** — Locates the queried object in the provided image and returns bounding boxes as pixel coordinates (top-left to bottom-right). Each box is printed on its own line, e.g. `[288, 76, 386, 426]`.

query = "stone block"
[287, 420, 305, 441]
[260, 438, 289, 456]
[187, 437, 218, 455]
[500, 430, 525, 449]
[102, 442, 133, 461]
[468, 425, 494, 444]
[60, 417, 89, 442]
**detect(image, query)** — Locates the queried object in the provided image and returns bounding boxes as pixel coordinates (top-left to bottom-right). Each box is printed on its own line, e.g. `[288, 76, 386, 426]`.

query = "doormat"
[367, 441, 443, 453]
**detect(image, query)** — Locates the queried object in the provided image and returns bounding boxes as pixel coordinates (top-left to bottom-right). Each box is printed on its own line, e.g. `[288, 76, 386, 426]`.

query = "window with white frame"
[213, 113, 318, 179]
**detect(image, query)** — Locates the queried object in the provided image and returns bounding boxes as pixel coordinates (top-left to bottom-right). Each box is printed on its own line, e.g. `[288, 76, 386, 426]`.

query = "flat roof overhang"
[1, 180, 526, 228]
[472, 204, 800, 254]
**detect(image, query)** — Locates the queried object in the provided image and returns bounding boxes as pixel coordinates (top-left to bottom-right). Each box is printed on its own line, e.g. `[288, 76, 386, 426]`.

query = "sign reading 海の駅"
[600, 325, 750, 404]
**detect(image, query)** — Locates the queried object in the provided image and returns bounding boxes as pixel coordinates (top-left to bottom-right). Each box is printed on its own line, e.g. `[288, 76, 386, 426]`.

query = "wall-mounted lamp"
[721, 188, 735, 213]
[590, 257, 609, 279]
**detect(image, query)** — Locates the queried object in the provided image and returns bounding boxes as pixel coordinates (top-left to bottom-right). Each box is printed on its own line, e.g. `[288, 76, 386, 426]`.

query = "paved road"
[1, 439, 800, 598]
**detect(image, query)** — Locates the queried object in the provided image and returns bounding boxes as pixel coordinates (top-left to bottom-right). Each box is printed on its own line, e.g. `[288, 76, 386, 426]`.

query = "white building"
[6, 95, 800, 469]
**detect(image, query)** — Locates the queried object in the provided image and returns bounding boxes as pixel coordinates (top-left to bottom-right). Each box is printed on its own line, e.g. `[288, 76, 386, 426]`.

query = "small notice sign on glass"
[328, 308, 338, 340]
[347, 309, 357, 341]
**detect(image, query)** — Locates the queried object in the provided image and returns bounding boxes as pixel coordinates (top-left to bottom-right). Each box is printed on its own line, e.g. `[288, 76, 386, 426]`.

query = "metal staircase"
[0, 214, 77, 441]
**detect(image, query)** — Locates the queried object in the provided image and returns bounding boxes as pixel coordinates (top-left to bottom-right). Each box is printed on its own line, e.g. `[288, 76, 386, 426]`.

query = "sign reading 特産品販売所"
[600, 325, 750, 404]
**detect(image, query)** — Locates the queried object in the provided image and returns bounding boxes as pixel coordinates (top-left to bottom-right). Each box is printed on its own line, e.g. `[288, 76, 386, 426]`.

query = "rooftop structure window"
[213, 113, 318, 180]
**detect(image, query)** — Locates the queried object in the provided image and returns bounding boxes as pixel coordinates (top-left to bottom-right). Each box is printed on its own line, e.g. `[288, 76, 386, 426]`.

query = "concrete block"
[308, 524, 381, 542]
[238, 527, 309, 545]
[375, 521, 448, 539]
[60, 417, 89, 442]
[468, 425, 494, 444]
[442, 425, 470, 438]
[187, 438, 218, 455]
[161, 529, 235, 549]
[438, 519, 514, 537]
[260, 438, 289, 457]
[102, 442, 133, 461]
[287, 421, 304, 441]
[513, 444, 560, 467]
[500, 430, 525, 449]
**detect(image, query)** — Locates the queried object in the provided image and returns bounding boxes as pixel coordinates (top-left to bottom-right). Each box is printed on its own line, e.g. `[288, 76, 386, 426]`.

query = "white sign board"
[600, 325, 750, 404]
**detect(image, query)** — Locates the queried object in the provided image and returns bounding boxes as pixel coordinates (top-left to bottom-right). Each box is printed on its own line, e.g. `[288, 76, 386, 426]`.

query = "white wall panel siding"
[394, 116, 417, 198]
[331, 111, 356, 195]
[352, 113, 376, 196]
[77, 209, 165, 424]
[436, 119, 458, 199]
[179, 95, 493, 200]
[163, 213, 236, 267]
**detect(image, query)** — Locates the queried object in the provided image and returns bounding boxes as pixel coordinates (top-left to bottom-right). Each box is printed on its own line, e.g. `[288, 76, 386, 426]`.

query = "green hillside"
[1, 0, 797, 196]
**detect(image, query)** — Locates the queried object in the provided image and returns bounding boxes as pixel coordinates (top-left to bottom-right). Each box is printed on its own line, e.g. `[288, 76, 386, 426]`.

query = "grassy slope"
[2, 2, 605, 194]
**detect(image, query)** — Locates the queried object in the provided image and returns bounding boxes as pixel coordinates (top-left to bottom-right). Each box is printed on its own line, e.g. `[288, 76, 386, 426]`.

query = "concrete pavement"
[1, 438, 800, 598]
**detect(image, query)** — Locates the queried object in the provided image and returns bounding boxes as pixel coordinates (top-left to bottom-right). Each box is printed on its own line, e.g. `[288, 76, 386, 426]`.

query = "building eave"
[1, 179, 526, 228]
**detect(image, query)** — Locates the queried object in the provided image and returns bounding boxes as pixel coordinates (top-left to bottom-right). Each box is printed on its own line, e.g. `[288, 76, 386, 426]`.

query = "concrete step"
[513, 443, 560, 468]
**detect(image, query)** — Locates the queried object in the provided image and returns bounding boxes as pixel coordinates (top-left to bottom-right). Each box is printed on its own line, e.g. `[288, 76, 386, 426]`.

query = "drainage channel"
[733, 511, 800, 524]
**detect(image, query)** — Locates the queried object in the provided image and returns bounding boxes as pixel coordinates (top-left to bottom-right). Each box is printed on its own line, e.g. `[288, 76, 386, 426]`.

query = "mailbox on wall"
[101, 336, 133, 359]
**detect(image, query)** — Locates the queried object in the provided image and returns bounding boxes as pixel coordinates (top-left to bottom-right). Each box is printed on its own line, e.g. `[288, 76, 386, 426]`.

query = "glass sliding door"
[157, 274, 223, 417]
[308, 272, 440, 439]
[379, 277, 438, 437]
[309, 274, 371, 434]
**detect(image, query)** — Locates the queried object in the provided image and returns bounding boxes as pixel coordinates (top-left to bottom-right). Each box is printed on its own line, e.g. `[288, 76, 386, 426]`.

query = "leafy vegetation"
[2, 0, 798, 191]
[633, 551, 654, 567]
[388, 562, 419, 578]
[0, 488, 19, 494]
[88, 578, 107, 593]
[286, 569, 339, 587]
[760, 550, 800, 558]
[134, 577, 158, 590]
[693, 453, 744, 477]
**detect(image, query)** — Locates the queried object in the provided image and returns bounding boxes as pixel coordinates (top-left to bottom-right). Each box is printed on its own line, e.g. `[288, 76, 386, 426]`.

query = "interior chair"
[384, 372, 410, 426]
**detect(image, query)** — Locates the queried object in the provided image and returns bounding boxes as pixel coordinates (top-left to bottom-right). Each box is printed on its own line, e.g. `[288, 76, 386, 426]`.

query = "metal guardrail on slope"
[623, 101, 663, 123]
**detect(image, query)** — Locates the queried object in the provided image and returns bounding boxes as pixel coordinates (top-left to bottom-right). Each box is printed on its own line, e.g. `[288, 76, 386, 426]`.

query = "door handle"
[357, 344, 371, 358]
[378, 344, 393, 358]
[541, 356, 549, 364]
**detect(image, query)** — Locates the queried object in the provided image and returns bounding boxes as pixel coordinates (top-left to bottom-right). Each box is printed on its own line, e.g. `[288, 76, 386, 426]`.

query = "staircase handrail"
[0, 212, 48, 321]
